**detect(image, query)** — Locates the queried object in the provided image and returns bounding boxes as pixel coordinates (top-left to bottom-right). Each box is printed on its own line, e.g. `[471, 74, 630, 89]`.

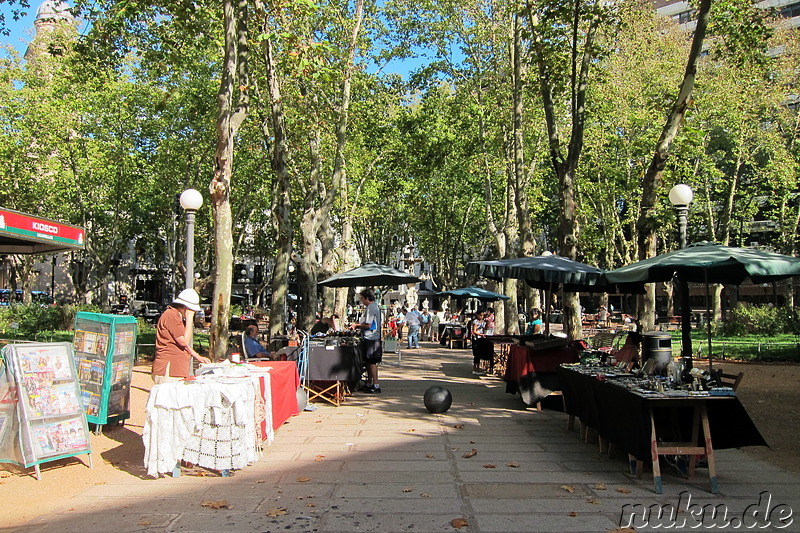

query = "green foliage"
[716, 305, 800, 337]
[0, 304, 101, 338]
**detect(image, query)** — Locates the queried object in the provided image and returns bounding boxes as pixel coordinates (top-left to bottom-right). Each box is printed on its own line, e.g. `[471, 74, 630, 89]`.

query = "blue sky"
[1, 3, 39, 55]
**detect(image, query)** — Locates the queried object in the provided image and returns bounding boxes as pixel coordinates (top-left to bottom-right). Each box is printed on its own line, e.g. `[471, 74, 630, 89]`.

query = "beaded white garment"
[143, 373, 269, 477]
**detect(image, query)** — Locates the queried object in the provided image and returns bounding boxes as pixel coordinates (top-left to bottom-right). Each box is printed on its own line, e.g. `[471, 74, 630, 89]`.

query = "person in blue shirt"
[525, 309, 544, 335]
[244, 325, 271, 359]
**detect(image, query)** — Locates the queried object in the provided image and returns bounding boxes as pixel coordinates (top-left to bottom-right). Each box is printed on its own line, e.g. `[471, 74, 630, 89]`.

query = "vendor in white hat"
[152, 288, 211, 383]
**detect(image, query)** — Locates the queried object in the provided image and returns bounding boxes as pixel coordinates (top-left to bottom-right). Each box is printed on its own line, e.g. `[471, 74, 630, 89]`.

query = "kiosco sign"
[0, 207, 85, 254]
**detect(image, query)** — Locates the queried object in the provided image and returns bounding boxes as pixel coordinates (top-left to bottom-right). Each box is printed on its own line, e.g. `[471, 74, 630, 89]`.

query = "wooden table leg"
[649, 408, 663, 494]
[700, 403, 719, 494]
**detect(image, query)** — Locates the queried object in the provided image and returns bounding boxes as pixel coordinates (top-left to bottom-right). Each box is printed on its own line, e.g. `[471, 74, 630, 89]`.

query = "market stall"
[557, 363, 767, 494]
[503, 337, 580, 406]
[142, 360, 301, 477]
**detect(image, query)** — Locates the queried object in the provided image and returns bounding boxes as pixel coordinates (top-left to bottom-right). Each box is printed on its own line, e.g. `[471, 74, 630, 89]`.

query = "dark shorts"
[361, 338, 383, 363]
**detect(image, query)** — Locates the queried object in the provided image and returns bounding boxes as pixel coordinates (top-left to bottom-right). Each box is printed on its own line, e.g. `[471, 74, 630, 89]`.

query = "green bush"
[0, 303, 101, 338]
[716, 305, 800, 337]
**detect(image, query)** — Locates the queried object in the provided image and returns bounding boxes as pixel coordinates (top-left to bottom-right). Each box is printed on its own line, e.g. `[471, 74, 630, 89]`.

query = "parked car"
[110, 304, 130, 315]
[131, 300, 161, 322]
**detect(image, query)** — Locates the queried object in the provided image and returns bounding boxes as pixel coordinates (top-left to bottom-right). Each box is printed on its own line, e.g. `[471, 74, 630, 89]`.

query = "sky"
[1, 3, 39, 56]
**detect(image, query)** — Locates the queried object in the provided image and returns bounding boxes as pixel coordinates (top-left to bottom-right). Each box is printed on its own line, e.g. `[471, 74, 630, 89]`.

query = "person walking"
[420, 309, 431, 341]
[404, 306, 422, 349]
[484, 307, 496, 336]
[353, 288, 383, 394]
[151, 289, 211, 383]
[430, 310, 441, 342]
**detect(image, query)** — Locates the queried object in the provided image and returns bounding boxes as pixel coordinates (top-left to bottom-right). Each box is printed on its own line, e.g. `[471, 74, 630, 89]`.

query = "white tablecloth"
[143, 367, 270, 477]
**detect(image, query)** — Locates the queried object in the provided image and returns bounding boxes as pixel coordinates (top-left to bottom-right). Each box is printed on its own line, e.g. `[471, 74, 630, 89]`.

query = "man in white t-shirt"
[354, 288, 383, 394]
[404, 306, 422, 349]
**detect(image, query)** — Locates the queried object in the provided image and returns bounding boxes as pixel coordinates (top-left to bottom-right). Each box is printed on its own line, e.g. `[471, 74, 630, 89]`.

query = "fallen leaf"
[314, 455, 325, 462]
[454, 424, 464, 429]
[425, 454, 435, 459]
[616, 487, 631, 494]
[138, 520, 151, 526]
[482, 464, 496, 469]
[586, 498, 601, 505]
[201, 499, 231, 509]
[593, 483, 606, 490]
[505, 462, 520, 468]
[451, 517, 469, 529]
[266, 507, 288, 517]
[462, 449, 478, 458]
[561, 485, 575, 493]
[569, 511, 577, 517]
[297, 476, 311, 482]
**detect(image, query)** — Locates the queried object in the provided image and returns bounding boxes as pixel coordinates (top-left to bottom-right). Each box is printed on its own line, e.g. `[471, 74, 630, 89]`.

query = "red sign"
[0, 208, 85, 250]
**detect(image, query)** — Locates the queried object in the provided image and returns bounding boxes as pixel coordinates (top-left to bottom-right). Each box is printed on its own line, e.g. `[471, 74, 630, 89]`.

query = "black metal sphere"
[423, 386, 452, 414]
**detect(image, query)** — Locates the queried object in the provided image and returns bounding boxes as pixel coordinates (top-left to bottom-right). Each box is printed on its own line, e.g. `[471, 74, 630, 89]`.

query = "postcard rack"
[0, 342, 92, 480]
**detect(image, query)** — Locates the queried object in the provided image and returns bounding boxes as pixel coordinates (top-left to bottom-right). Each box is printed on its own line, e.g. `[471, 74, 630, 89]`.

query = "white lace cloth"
[143, 365, 272, 477]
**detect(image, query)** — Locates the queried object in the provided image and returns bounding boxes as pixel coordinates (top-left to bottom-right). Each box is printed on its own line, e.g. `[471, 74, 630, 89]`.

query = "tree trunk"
[260, 33, 292, 340]
[209, 0, 250, 359]
[635, 0, 711, 331]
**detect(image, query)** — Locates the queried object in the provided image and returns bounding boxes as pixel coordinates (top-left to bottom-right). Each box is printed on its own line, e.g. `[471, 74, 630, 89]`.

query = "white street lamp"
[179, 189, 203, 290]
[669, 184, 693, 376]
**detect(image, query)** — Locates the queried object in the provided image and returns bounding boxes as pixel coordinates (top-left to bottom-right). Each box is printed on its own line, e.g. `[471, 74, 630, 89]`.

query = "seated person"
[612, 330, 642, 370]
[310, 315, 339, 335]
[525, 308, 544, 335]
[244, 325, 271, 359]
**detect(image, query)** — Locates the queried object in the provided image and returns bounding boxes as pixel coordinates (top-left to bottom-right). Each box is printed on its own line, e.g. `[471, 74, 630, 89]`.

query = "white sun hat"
[173, 288, 202, 312]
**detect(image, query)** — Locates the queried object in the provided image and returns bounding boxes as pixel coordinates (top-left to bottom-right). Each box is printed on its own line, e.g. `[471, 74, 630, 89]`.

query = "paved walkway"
[15, 343, 800, 532]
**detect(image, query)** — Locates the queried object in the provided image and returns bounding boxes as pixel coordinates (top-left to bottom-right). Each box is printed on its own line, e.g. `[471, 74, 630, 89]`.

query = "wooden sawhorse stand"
[629, 402, 718, 494]
[304, 380, 348, 407]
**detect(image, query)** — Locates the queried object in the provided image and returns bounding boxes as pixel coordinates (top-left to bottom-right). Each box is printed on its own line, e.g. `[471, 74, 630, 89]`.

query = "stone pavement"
[14, 343, 800, 532]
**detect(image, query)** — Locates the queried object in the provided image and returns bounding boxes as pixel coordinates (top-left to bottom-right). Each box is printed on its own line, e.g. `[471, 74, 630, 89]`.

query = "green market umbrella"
[603, 242, 800, 370]
[437, 286, 511, 302]
[318, 262, 422, 288]
[467, 255, 643, 334]
[467, 256, 607, 292]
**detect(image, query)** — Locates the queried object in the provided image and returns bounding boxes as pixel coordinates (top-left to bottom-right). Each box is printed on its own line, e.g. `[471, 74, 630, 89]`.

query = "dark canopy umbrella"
[467, 255, 642, 335]
[318, 262, 422, 288]
[467, 255, 607, 291]
[603, 242, 800, 370]
[437, 286, 511, 302]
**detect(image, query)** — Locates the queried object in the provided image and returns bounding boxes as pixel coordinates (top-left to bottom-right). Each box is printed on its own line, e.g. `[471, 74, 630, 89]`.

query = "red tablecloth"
[251, 361, 300, 431]
[505, 344, 579, 381]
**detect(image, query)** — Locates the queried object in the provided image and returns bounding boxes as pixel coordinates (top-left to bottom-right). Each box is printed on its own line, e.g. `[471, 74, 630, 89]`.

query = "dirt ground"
[0, 359, 798, 529]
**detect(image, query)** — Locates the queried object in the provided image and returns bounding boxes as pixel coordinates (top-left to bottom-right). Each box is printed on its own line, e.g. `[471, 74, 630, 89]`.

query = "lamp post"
[179, 189, 203, 290]
[669, 184, 693, 377]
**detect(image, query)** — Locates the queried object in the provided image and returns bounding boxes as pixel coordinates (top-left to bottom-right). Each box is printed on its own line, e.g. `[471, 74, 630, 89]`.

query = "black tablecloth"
[557, 366, 768, 460]
[307, 345, 363, 388]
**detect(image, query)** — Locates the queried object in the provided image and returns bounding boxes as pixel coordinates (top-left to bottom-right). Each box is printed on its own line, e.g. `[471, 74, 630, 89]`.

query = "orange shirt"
[152, 306, 191, 378]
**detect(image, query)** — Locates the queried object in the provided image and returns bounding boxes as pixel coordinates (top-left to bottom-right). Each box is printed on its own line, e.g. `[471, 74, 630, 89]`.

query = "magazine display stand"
[0, 343, 92, 480]
[73, 312, 138, 431]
